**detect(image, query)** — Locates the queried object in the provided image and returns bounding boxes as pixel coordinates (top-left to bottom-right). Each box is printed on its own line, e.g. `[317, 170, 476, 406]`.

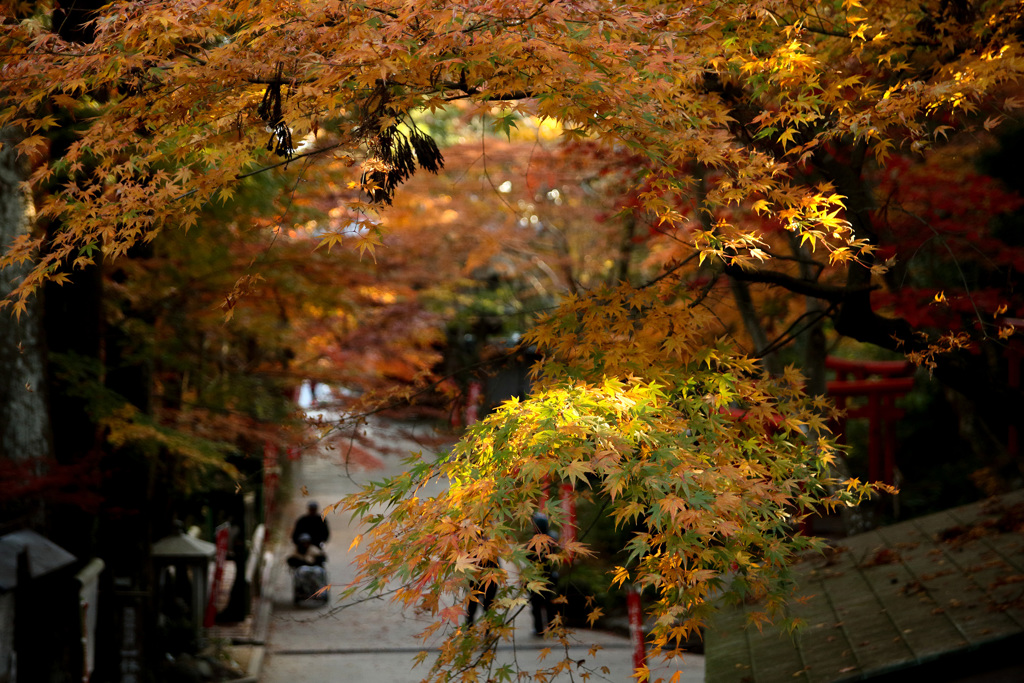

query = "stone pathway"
[258, 417, 706, 683]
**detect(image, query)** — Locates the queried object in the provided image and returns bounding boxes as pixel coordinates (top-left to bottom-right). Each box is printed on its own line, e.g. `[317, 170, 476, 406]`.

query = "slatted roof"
[705, 489, 1024, 683]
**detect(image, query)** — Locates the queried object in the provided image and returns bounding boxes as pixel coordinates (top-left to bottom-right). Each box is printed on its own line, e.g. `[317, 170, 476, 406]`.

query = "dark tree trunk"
[0, 127, 52, 527]
[42, 1, 163, 678]
[729, 276, 784, 376]
[791, 236, 828, 397]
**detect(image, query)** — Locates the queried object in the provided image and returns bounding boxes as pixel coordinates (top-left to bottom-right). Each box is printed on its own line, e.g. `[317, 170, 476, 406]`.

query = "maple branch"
[348, 3, 400, 20]
[756, 303, 837, 360]
[173, 47, 208, 66]
[0, 50, 94, 58]
[900, 208, 994, 339]
[639, 252, 700, 290]
[832, 283, 1024, 425]
[722, 263, 876, 302]
[753, 247, 827, 274]
[689, 270, 721, 309]
[172, 140, 349, 203]
[315, 344, 533, 440]
[438, 80, 534, 101]
[766, 7, 945, 49]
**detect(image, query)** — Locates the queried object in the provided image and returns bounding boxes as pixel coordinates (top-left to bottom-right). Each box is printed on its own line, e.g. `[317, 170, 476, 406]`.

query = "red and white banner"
[627, 587, 647, 673]
[203, 523, 230, 627]
[464, 380, 483, 425]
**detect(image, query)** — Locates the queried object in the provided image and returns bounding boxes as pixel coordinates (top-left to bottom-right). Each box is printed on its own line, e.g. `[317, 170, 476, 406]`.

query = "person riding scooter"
[287, 533, 328, 605]
[287, 533, 326, 568]
[291, 500, 330, 548]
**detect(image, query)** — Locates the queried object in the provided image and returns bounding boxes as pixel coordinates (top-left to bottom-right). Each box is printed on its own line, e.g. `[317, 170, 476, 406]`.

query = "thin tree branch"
[756, 303, 838, 360]
[723, 263, 876, 302]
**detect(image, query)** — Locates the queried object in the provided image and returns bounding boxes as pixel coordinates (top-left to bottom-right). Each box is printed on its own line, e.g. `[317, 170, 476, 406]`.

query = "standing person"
[528, 513, 559, 636]
[292, 500, 330, 548]
[465, 557, 500, 627]
[217, 516, 249, 622]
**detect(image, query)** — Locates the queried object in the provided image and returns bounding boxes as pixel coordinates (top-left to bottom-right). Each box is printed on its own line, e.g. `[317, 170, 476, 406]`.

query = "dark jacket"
[292, 513, 330, 546]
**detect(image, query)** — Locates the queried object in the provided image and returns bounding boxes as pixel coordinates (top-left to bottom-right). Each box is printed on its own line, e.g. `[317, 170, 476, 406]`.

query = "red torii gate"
[826, 357, 915, 486]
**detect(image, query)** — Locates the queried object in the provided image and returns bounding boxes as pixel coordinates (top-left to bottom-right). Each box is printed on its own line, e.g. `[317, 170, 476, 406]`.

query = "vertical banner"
[112, 576, 142, 683]
[75, 559, 105, 683]
[203, 524, 230, 628]
[263, 441, 280, 525]
[0, 593, 13, 683]
[464, 380, 483, 425]
[559, 483, 577, 562]
[119, 604, 140, 683]
[627, 587, 647, 674]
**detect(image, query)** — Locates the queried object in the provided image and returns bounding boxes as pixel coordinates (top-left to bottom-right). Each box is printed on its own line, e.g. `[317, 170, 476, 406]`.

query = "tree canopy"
[3, 0, 1023, 382]
[2, 0, 1020, 295]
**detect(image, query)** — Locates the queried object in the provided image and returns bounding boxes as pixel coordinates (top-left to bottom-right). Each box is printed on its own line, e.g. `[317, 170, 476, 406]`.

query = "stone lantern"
[151, 531, 216, 651]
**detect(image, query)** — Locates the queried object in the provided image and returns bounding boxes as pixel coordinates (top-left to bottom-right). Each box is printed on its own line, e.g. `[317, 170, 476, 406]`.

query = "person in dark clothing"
[287, 533, 328, 605]
[528, 513, 559, 636]
[291, 501, 330, 548]
[217, 519, 249, 623]
[465, 558, 500, 627]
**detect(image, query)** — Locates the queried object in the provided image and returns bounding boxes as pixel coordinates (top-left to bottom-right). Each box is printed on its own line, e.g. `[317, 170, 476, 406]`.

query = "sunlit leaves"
[344, 281, 880, 680]
[5, 0, 1024, 310]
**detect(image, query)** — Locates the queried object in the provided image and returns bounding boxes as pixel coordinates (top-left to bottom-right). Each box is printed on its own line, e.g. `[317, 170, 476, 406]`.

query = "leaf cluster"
[5, 0, 1024, 311]
[344, 281, 881, 680]
[361, 123, 444, 205]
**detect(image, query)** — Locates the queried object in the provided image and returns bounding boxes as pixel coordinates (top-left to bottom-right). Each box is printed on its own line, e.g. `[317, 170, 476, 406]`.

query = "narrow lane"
[259, 418, 705, 683]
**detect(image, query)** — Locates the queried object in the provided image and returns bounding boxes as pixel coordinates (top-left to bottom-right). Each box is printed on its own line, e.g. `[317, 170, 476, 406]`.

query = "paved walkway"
[258, 417, 706, 683]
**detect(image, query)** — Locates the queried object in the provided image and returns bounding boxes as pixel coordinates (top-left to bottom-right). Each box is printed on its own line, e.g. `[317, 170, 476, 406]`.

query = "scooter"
[287, 547, 329, 606]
